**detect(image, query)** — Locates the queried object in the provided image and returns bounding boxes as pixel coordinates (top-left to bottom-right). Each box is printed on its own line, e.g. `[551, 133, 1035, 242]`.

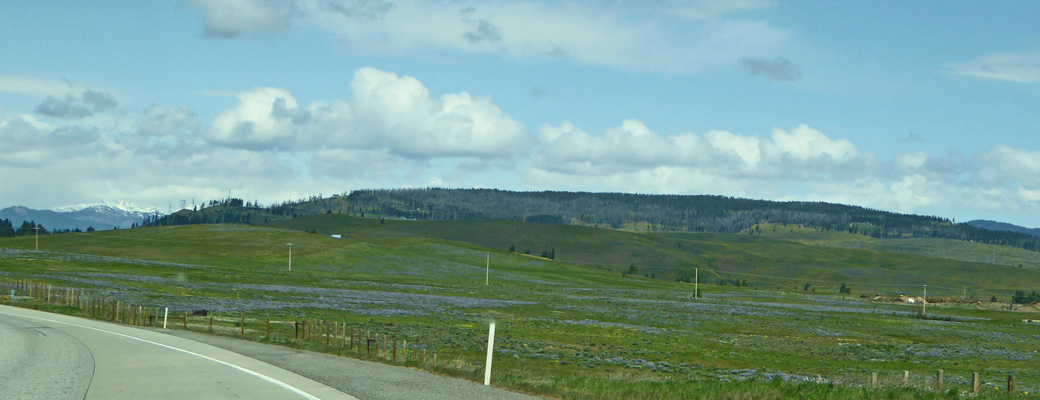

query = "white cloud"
[948, 50, 1040, 83]
[204, 67, 531, 158]
[534, 121, 862, 179]
[895, 151, 928, 171]
[137, 106, 200, 137]
[526, 120, 1040, 221]
[644, 0, 775, 20]
[346, 67, 530, 158]
[184, 0, 292, 38]
[186, 0, 794, 75]
[975, 146, 1040, 189]
[0, 76, 84, 98]
[766, 124, 857, 163]
[206, 87, 301, 149]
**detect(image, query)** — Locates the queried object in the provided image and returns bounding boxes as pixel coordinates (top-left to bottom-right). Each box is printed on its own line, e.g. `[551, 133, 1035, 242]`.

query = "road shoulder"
[157, 329, 545, 400]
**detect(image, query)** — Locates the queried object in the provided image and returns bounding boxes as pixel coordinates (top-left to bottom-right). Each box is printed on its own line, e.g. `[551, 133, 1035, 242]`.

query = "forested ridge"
[148, 188, 1040, 252]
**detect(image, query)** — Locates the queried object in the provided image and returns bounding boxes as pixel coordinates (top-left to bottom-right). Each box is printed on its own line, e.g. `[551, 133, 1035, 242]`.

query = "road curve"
[0, 305, 357, 400]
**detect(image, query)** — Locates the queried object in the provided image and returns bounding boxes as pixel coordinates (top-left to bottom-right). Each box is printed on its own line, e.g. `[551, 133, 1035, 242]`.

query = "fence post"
[484, 321, 496, 386]
[266, 315, 270, 338]
[903, 370, 909, 387]
[163, 307, 168, 329]
[936, 369, 943, 392]
[972, 372, 979, 394]
[241, 312, 245, 335]
[1008, 374, 1015, 396]
[184, 311, 188, 329]
[871, 372, 877, 388]
[393, 339, 397, 362]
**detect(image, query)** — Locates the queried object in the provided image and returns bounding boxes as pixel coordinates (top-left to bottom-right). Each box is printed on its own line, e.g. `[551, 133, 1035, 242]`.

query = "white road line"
[9, 312, 321, 400]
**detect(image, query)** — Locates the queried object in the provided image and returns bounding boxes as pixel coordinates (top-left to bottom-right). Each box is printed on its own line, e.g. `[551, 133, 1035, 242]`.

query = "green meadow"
[2, 218, 1040, 399]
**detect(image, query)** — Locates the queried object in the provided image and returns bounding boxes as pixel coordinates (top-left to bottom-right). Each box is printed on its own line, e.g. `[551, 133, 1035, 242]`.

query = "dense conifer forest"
[146, 188, 1040, 252]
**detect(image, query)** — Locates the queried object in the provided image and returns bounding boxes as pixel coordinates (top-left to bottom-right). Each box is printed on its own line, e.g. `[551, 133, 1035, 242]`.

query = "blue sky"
[1, 1, 1039, 227]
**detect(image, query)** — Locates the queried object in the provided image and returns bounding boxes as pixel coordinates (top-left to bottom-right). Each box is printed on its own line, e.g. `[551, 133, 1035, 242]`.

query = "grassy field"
[269, 215, 1040, 300]
[2, 221, 1040, 399]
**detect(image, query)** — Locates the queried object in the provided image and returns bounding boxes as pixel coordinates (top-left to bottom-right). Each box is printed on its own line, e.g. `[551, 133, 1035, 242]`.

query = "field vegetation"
[2, 219, 1040, 399]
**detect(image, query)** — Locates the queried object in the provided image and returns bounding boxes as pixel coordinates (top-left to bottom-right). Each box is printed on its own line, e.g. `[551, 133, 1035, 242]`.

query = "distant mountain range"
[0, 203, 161, 232]
[965, 220, 1040, 238]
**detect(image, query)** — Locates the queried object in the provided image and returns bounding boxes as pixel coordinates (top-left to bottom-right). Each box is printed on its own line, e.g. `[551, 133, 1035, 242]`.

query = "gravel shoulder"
[157, 329, 547, 400]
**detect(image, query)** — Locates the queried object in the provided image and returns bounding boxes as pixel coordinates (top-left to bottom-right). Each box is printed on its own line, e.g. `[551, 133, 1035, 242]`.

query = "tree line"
[1, 219, 96, 236]
[136, 188, 1040, 253]
[343, 188, 1040, 251]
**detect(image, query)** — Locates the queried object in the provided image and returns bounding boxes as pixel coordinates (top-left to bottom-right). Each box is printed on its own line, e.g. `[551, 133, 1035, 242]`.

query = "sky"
[1, 1, 1039, 227]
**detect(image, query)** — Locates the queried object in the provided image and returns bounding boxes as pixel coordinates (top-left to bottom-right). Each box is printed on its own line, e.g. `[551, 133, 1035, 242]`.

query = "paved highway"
[0, 305, 356, 400]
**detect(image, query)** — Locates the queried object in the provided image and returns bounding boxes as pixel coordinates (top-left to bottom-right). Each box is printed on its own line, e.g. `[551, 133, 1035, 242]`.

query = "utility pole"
[287, 243, 293, 272]
[922, 285, 927, 314]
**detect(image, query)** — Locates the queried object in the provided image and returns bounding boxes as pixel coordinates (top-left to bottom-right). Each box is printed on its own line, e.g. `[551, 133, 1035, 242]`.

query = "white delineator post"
[288, 243, 293, 272]
[163, 307, 169, 329]
[485, 254, 489, 285]
[484, 322, 496, 386]
[922, 285, 927, 314]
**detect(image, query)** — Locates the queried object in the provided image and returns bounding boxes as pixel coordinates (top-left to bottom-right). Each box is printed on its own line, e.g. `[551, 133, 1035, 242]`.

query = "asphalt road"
[0, 305, 356, 400]
[0, 305, 544, 400]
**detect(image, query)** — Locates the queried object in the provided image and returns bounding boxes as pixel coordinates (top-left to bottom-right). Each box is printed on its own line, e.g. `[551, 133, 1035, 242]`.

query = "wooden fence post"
[871, 372, 877, 388]
[266, 315, 270, 338]
[936, 369, 943, 392]
[241, 312, 245, 335]
[903, 370, 909, 387]
[184, 311, 188, 329]
[393, 339, 397, 362]
[972, 372, 979, 394]
[1008, 374, 1015, 396]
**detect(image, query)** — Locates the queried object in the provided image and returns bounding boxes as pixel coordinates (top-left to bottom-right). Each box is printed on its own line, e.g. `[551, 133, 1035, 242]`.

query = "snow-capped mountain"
[0, 202, 163, 232]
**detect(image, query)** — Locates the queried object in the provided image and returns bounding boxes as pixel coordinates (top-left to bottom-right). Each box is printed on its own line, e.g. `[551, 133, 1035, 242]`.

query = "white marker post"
[484, 322, 496, 386]
[485, 254, 490, 285]
[288, 243, 293, 272]
[694, 268, 698, 299]
[163, 307, 169, 329]
[922, 285, 927, 314]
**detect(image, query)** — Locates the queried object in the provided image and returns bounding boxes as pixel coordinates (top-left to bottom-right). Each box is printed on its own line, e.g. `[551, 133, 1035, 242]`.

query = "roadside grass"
[2, 223, 1040, 399]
